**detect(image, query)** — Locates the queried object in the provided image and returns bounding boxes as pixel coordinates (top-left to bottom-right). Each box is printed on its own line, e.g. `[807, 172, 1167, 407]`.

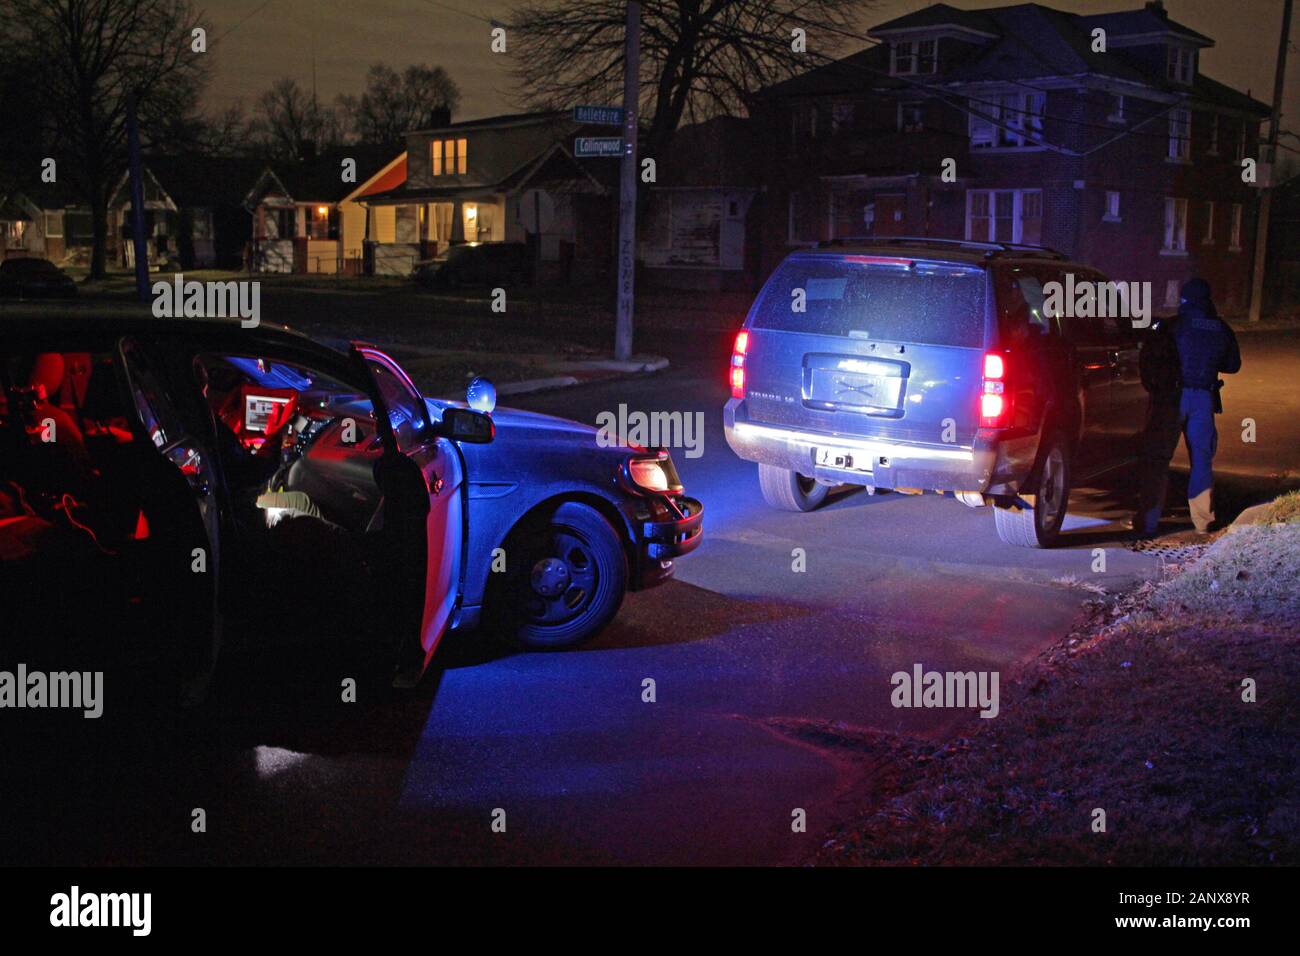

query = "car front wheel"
[993, 433, 1071, 548]
[757, 463, 829, 512]
[491, 501, 628, 649]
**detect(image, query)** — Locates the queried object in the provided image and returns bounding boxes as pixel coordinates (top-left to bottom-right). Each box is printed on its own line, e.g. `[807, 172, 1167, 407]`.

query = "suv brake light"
[980, 350, 1011, 427]
[730, 330, 749, 399]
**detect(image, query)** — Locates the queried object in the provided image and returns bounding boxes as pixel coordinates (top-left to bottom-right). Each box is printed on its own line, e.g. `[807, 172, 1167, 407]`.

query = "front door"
[350, 345, 463, 685]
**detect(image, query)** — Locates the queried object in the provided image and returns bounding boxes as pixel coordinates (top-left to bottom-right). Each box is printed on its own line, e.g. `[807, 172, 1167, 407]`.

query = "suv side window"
[995, 266, 1054, 341]
[1039, 266, 1110, 345]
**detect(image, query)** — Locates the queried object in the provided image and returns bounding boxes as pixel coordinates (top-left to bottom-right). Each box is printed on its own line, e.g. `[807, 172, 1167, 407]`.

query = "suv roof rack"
[813, 235, 1068, 261]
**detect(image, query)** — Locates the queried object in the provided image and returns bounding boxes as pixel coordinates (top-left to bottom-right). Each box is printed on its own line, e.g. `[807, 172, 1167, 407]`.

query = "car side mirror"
[440, 406, 494, 444]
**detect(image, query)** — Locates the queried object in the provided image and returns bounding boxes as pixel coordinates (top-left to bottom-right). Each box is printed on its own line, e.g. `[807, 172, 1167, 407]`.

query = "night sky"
[203, 0, 1299, 141]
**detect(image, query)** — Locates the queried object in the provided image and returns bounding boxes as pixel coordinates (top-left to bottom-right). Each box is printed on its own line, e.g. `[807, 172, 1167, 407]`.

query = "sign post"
[614, 2, 640, 362]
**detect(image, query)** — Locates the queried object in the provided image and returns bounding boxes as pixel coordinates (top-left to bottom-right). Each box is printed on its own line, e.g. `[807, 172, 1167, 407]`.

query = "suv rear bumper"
[724, 400, 1037, 495]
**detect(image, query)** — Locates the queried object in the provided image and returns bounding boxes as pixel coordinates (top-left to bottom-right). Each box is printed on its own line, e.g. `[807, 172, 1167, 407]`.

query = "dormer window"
[891, 38, 937, 76]
[1166, 45, 1196, 85]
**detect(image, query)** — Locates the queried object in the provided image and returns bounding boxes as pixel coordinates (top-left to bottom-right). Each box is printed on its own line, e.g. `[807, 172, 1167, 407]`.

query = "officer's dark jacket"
[1170, 278, 1241, 390]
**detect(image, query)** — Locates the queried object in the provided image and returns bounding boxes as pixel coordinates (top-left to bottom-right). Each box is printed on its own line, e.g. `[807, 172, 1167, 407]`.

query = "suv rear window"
[750, 255, 987, 348]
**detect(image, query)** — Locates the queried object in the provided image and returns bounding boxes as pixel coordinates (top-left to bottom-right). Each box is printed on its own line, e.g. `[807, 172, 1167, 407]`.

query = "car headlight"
[626, 453, 683, 494]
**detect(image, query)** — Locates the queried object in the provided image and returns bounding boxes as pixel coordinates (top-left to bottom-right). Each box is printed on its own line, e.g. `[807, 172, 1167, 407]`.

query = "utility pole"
[1248, 0, 1292, 323]
[126, 92, 150, 304]
[614, 1, 640, 362]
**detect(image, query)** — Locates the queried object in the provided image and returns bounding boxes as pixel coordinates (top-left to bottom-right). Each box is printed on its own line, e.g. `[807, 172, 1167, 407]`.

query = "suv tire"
[758, 464, 829, 512]
[993, 433, 1070, 548]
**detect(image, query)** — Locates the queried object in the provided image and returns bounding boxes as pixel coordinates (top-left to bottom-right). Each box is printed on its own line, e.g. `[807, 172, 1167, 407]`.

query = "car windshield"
[750, 255, 987, 348]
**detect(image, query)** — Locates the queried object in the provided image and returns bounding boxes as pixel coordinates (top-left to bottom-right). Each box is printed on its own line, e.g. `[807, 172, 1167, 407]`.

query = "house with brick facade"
[751, 0, 1270, 312]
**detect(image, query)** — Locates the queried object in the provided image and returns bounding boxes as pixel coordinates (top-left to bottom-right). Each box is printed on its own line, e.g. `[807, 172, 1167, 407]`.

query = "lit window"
[970, 92, 1044, 148]
[891, 38, 938, 76]
[966, 189, 1043, 244]
[430, 138, 468, 176]
[1166, 46, 1196, 85]
[1168, 109, 1191, 161]
[1163, 197, 1188, 253]
[898, 102, 924, 133]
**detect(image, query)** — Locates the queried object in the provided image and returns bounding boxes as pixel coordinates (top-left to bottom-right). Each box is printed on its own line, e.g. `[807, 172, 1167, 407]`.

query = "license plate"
[814, 445, 871, 472]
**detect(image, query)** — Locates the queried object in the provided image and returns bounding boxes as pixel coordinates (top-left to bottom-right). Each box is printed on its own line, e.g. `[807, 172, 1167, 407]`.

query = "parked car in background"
[0, 257, 77, 298]
[724, 238, 1146, 548]
[1, 317, 701, 705]
[414, 241, 533, 290]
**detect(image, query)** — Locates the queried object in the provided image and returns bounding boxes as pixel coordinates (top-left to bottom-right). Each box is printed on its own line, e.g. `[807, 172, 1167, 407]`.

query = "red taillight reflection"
[730, 330, 749, 399]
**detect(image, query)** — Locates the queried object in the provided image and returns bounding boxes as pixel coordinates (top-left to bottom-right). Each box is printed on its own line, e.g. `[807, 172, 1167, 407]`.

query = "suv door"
[1079, 268, 1146, 465]
[350, 344, 463, 686]
[1037, 265, 1115, 479]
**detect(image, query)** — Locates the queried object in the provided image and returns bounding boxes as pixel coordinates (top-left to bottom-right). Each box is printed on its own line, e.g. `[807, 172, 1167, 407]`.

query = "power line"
[412, 0, 507, 29]
[215, 0, 277, 44]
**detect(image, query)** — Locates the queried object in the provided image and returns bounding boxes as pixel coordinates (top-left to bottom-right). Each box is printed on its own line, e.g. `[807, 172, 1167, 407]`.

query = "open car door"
[118, 338, 222, 703]
[350, 344, 465, 686]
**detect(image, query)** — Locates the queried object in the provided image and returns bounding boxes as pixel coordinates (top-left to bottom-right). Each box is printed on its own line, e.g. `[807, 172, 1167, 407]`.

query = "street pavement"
[3, 304, 1295, 866]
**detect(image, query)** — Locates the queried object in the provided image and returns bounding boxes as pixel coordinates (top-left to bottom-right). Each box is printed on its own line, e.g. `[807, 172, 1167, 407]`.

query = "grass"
[811, 493, 1300, 866]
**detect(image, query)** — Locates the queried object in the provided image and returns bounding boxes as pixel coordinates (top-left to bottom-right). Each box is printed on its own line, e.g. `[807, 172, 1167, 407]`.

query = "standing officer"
[1135, 277, 1241, 536]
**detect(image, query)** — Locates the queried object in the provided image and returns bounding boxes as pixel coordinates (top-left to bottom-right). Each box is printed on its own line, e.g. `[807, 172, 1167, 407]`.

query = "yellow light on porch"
[316, 206, 328, 217]
[464, 204, 478, 223]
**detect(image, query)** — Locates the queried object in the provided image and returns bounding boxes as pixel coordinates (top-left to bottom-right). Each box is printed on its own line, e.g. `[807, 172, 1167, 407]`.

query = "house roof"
[653, 116, 763, 188]
[763, 2, 1266, 115]
[405, 110, 569, 135]
[145, 154, 266, 208]
[248, 145, 400, 206]
[869, 3, 1002, 37]
[1080, 4, 1212, 46]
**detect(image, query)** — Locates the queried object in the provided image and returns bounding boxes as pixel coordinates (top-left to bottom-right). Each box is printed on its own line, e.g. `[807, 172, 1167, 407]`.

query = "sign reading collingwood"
[574, 137, 625, 158]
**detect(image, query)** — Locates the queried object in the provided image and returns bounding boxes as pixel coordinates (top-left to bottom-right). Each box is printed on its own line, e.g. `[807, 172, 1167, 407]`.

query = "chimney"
[1145, 0, 1168, 18]
[427, 106, 451, 129]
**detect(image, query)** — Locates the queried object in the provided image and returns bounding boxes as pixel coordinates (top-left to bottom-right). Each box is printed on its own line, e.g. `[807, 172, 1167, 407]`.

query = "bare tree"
[507, 0, 865, 160]
[0, 0, 211, 278]
[339, 64, 461, 148]
[253, 78, 345, 160]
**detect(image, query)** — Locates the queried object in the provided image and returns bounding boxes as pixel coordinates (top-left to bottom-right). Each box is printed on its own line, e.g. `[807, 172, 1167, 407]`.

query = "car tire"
[758, 463, 829, 512]
[491, 501, 627, 650]
[993, 432, 1071, 548]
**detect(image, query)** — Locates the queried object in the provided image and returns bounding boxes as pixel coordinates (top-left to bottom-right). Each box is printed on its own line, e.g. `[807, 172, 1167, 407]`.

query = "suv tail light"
[980, 350, 1011, 427]
[730, 330, 749, 399]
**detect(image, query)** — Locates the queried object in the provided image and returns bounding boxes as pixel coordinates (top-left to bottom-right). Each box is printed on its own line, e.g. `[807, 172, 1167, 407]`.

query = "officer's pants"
[1135, 388, 1218, 534]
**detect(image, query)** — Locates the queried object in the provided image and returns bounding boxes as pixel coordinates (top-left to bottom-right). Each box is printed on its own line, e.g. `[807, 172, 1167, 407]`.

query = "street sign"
[574, 105, 625, 126]
[574, 136, 625, 158]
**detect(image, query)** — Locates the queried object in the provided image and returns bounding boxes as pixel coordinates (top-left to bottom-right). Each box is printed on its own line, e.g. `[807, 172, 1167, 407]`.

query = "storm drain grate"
[1125, 539, 1209, 563]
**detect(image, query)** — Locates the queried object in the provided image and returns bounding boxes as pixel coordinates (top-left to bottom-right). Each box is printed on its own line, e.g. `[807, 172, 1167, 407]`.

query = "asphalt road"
[4, 310, 1296, 866]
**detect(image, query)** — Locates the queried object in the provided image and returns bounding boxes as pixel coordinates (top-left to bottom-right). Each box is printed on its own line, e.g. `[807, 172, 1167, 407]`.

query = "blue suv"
[724, 238, 1147, 548]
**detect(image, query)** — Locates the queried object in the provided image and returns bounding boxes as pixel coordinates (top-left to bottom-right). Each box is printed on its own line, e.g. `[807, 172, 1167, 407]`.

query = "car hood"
[427, 397, 629, 448]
